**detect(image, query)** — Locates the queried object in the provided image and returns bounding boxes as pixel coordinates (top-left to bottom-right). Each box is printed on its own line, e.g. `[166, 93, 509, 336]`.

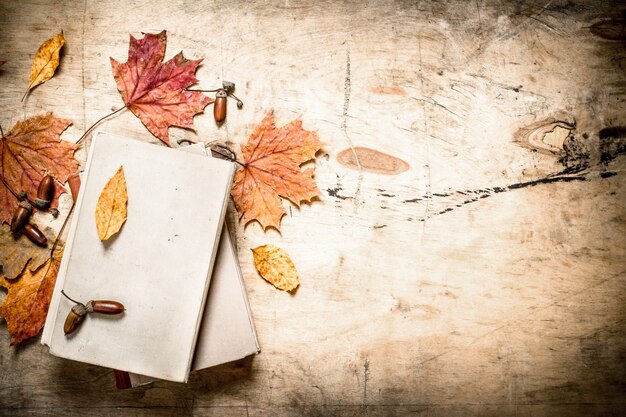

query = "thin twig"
[50, 201, 74, 258]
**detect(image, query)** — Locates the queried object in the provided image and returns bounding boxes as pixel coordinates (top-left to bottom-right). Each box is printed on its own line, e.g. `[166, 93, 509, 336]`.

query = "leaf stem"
[187, 88, 220, 93]
[76, 106, 127, 145]
[0, 173, 36, 206]
[21, 83, 33, 103]
[0, 174, 20, 200]
[60, 290, 81, 304]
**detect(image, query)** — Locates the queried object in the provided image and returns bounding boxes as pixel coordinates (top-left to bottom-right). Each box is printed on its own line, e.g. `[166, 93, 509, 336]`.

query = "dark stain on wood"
[590, 18, 626, 41]
[599, 126, 626, 164]
[337, 147, 409, 175]
[405, 174, 589, 221]
[560, 134, 591, 174]
[326, 186, 351, 200]
[417, 125, 626, 218]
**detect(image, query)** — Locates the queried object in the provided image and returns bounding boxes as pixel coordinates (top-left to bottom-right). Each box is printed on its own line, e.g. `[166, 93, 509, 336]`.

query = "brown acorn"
[23, 223, 47, 247]
[64, 303, 88, 335]
[86, 300, 125, 314]
[213, 89, 228, 124]
[35, 175, 55, 209]
[10, 201, 32, 234]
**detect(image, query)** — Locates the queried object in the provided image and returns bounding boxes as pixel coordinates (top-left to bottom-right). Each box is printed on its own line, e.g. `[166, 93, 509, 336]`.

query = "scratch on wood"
[409, 173, 588, 221]
[80, 1, 87, 134]
[363, 358, 370, 410]
[340, 46, 363, 206]
[416, 36, 432, 233]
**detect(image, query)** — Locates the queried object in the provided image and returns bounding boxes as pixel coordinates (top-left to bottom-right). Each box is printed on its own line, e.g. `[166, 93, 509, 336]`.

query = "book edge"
[41, 133, 102, 346]
[180, 162, 236, 382]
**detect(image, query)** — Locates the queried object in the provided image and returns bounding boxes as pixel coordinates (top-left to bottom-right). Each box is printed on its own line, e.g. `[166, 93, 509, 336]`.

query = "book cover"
[42, 132, 235, 382]
[124, 143, 261, 387]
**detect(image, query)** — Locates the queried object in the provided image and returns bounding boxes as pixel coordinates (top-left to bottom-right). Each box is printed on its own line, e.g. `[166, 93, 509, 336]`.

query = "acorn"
[63, 296, 125, 335]
[64, 303, 88, 335]
[35, 175, 55, 209]
[10, 201, 32, 234]
[23, 223, 47, 247]
[86, 300, 125, 314]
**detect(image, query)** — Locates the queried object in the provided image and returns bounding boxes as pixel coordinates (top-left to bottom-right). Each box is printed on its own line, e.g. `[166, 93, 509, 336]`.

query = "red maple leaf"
[0, 113, 77, 225]
[110, 31, 212, 145]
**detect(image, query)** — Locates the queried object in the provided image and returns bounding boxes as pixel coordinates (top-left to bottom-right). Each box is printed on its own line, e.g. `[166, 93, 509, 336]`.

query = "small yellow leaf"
[95, 166, 127, 241]
[252, 244, 300, 292]
[27, 31, 65, 93]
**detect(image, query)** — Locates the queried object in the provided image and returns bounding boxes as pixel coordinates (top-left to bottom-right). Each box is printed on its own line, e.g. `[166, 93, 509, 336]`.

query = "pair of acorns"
[62, 290, 125, 335]
[10, 175, 56, 246]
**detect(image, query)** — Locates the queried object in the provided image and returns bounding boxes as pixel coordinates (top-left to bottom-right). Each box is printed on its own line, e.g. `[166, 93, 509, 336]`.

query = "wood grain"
[1, 1, 625, 416]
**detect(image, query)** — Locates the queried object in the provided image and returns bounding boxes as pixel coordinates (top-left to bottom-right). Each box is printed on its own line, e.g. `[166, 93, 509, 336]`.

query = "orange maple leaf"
[0, 251, 62, 345]
[231, 112, 322, 230]
[0, 113, 77, 225]
[110, 31, 213, 145]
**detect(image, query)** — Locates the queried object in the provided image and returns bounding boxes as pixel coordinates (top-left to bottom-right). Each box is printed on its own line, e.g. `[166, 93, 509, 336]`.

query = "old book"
[42, 132, 235, 383]
[120, 143, 260, 388]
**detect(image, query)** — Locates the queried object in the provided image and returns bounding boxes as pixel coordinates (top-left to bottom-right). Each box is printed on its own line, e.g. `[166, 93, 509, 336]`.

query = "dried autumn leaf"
[0, 113, 78, 225]
[110, 31, 212, 145]
[0, 250, 62, 345]
[24, 31, 65, 99]
[231, 112, 322, 230]
[252, 244, 300, 292]
[95, 166, 127, 241]
[0, 223, 55, 279]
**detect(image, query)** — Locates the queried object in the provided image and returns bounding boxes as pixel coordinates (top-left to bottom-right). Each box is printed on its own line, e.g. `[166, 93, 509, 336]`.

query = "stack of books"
[42, 132, 260, 384]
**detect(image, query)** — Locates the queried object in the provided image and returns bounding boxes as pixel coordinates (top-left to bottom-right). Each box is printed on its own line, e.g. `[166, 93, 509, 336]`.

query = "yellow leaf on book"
[95, 166, 127, 241]
[25, 31, 65, 98]
[251, 244, 299, 292]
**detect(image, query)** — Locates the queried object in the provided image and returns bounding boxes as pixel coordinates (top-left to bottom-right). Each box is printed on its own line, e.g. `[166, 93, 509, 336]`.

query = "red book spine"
[113, 370, 132, 389]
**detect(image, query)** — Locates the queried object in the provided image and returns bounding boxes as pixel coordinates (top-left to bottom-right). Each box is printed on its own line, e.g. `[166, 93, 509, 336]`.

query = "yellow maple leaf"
[24, 31, 65, 100]
[95, 166, 127, 241]
[252, 244, 300, 292]
[0, 251, 62, 345]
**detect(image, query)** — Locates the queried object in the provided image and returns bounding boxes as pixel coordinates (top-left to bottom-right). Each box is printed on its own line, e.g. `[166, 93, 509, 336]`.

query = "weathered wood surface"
[1, 1, 625, 416]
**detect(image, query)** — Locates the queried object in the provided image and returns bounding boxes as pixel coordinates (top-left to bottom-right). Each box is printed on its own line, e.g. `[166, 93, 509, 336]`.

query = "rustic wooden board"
[1, 1, 625, 416]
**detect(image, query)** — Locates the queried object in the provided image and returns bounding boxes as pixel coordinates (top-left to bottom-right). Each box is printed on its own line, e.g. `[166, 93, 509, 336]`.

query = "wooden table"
[1, 1, 625, 416]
